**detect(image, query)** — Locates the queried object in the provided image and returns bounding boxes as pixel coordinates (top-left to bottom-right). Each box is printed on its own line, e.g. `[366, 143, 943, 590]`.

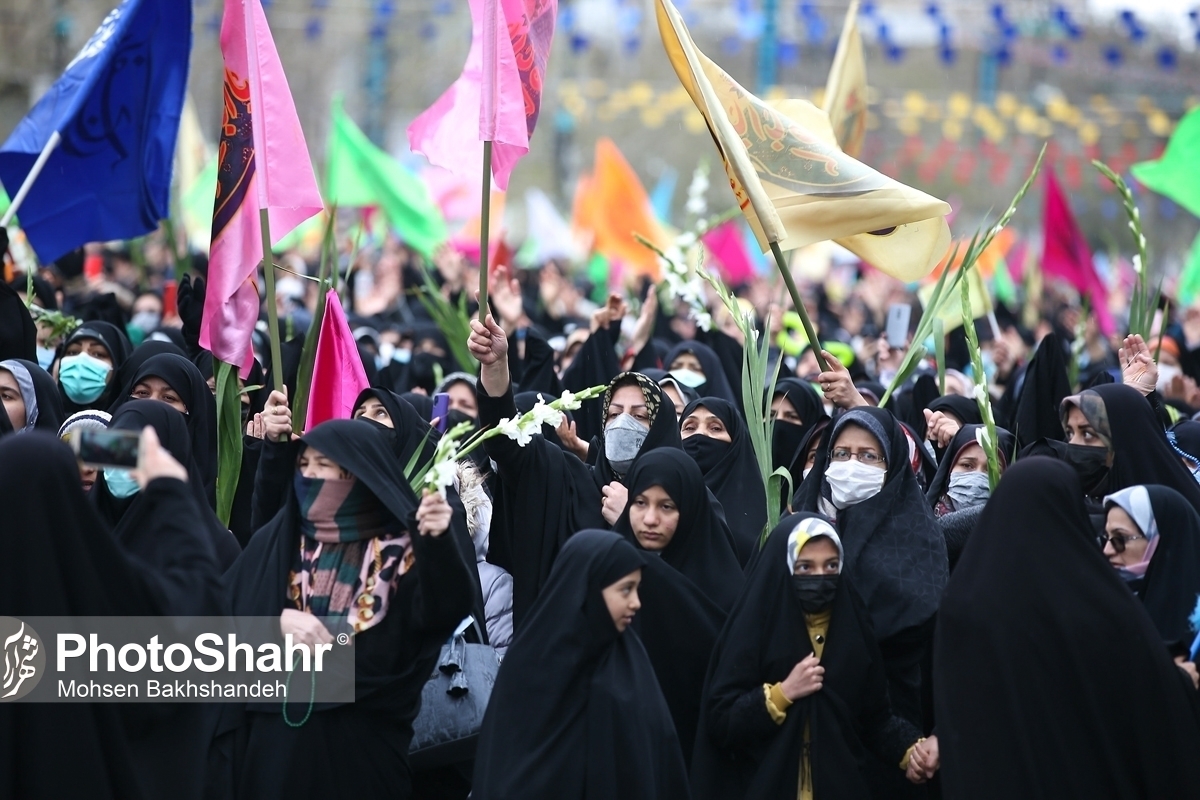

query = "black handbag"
[408, 616, 501, 771]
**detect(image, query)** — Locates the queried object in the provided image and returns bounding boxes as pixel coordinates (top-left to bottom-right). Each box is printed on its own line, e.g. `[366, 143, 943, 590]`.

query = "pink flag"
[201, 0, 324, 375]
[305, 289, 370, 431]
[702, 220, 757, 286]
[408, 0, 557, 190]
[1041, 167, 1113, 335]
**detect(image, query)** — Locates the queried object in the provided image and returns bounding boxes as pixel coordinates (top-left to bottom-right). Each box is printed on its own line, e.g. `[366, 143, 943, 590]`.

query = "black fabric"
[353, 388, 439, 471]
[1012, 332, 1072, 449]
[478, 384, 607, 628]
[508, 326, 564, 396]
[400, 391, 434, 422]
[472, 529, 691, 800]
[696, 328, 747, 408]
[93, 401, 240, 570]
[793, 407, 948, 642]
[1, 358, 64, 433]
[560, 323, 622, 446]
[681, 397, 767, 565]
[665, 340, 737, 405]
[1068, 383, 1200, 513]
[924, 395, 981, 427]
[691, 513, 921, 800]
[515, 390, 569, 450]
[1132, 485, 1200, 651]
[1170, 419, 1200, 462]
[924, 424, 1015, 509]
[934, 458, 1200, 799]
[0, 433, 220, 800]
[771, 378, 828, 485]
[614, 448, 743, 611]
[220, 420, 475, 799]
[0, 279, 36, 362]
[116, 340, 187, 400]
[110, 353, 218, 500]
[60, 321, 131, 414]
[936, 502, 984, 572]
[193, 350, 268, 417]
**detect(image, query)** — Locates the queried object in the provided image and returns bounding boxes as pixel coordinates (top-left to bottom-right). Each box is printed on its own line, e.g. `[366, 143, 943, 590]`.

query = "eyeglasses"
[1098, 533, 1145, 554]
[830, 448, 883, 465]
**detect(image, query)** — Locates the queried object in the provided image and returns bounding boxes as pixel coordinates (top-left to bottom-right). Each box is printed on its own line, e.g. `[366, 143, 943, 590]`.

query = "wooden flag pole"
[769, 240, 829, 372]
[259, 207, 285, 395]
[479, 140, 492, 322]
[0, 131, 61, 227]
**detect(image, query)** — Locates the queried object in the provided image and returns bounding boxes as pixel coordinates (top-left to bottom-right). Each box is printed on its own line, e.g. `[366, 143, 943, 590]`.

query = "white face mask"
[802, 466, 813, 480]
[670, 368, 706, 389]
[824, 460, 886, 509]
[1157, 364, 1182, 392]
[946, 470, 991, 510]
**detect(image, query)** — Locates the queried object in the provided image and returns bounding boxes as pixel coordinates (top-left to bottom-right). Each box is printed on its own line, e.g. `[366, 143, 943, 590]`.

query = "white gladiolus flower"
[1132, 254, 1143, 275]
[428, 459, 458, 492]
[975, 426, 991, 449]
[530, 400, 564, 429]
[973, 384, 988, 402]
[557, 390, 579, 410]
[498, 415, 528, 445]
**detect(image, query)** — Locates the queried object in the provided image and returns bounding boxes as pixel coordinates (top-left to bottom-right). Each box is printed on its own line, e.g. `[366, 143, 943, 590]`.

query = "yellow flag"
[655, 0, 951, 282]
[918, 266, 993, 333]
[824, 0, 867, 158]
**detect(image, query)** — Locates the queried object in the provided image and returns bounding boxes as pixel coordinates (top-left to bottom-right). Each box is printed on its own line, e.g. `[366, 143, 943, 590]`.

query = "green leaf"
[214, 358, 244, 527]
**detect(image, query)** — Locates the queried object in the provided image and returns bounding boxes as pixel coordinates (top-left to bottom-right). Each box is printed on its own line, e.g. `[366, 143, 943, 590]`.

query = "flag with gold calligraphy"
[655, 0, 951, 282]
[824, 0, 867, 158]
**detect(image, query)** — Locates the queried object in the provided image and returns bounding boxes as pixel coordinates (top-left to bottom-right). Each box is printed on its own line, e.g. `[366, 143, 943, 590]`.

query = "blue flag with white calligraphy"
[0, 0, 191, 262]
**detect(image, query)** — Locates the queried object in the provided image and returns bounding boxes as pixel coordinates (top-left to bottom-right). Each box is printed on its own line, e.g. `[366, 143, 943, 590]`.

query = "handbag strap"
[451, 615, 485, 645]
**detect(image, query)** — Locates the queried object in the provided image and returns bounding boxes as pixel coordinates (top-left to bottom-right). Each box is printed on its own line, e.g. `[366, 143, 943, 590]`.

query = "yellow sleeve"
[764, 682, 793, 724]
[900, 739, 924, 770]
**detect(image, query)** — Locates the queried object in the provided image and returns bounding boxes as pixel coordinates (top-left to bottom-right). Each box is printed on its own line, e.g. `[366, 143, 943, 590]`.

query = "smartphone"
[886, 303, 912, 348]
[431, 393, 450, 433]
[71, 428, 141, 470]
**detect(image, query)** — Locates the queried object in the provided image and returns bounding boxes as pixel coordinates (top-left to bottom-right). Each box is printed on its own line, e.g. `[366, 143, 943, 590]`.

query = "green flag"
[181, 159, 217, 251]
[327, 96, 447, 259]
[1132, 107, 1200, 218]
[1179, 230, 1200, 307]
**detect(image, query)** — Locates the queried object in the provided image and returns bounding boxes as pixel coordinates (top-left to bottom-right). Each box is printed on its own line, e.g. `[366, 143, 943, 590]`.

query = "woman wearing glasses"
[792, 407, 947, 799]
[1103, 485, 1200, 676]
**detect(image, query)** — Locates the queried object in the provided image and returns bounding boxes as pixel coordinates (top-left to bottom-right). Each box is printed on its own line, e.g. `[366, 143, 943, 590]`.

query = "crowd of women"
[4, 248, 1200, 800]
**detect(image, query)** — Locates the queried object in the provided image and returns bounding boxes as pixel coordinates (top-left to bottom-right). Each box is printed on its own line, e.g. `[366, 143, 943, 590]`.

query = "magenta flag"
[305, 289, 370, 431]
[408, 0, 556, 191]
[1041, 167, 1113, 335]
[201, 0, 324, 375]
[702, 220, 757, 286]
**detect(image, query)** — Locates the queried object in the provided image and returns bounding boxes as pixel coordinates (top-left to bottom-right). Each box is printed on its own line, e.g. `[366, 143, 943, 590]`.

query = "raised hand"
[491, 264, 525, 333]
[468, 313, 510, 397]
[262, 388, 292, 442]
[817, 350, 869, 410]
[923, 409, 962, 448]
[1119, 334, 1158, 396]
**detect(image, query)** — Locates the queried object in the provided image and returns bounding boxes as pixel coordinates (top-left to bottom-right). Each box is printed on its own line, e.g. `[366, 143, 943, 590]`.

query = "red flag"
[1041, 167, 1113, 335]
[304, 289, 370, 430]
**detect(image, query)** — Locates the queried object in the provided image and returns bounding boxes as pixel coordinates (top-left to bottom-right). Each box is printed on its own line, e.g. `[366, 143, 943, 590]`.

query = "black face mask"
[792, 574, 839, 613]
[683, 434, 731, 473]
[1064, 444, 1110, 493]
[357, 417, 398, 448]
[772, 422, 806, 471]
[446, 409, 478, 434]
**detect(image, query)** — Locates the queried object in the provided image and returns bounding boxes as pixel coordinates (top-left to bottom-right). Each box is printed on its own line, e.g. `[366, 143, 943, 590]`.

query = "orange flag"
[574, 138, 670, 278]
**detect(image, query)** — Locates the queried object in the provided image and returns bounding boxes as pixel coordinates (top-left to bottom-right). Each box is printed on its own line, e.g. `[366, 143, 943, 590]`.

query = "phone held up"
[71, 428, 142, 471]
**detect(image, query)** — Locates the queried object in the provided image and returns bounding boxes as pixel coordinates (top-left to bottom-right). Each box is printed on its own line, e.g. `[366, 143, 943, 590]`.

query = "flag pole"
[259, 207, 285, 395]
[769, 241, 829, 372]
[0, 131, 61, 227]
[479, 141, 492, 322]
